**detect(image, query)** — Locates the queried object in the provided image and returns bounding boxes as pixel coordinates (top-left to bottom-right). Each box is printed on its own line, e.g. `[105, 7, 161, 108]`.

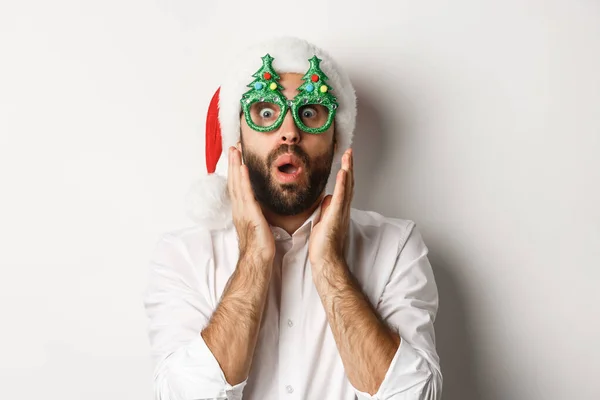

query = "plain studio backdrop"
[1, 1, 599, 399]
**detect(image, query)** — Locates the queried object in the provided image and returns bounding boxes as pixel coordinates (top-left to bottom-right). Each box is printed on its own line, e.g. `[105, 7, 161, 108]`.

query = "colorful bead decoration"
[241, 54, 338, 135]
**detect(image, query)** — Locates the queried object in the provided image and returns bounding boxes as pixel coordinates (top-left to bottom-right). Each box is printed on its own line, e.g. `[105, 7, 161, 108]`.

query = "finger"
[344, 149, 354, 188]
[235, 141, 244, 167]
[339, 151, 352, 191]
[227, 147, 237, 200]
[231, 147, 242, 199]
[346, 149, 354, 213]
[341, 149, 348, 171]
[343, 150, 354, 212]
[239, 164, 256, 204]
[341, 148, 352, 172]
[348, 149, 354, 183]
[316, 195, 333, 224]
[331, 169, 346, 212]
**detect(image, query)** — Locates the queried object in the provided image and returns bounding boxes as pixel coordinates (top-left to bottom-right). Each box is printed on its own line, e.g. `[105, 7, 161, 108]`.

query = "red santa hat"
[186, 36, 357, 229]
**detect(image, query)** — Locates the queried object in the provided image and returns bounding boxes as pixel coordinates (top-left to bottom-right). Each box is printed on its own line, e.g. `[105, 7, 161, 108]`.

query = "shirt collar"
[269, 196, 325, 239]
[304, 198, 323, 232]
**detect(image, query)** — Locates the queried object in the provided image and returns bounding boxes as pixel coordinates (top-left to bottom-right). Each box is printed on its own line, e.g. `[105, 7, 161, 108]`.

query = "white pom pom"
[185, 173, 232, 230]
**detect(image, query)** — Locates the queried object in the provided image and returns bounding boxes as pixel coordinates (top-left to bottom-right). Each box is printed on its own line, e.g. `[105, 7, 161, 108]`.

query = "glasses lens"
[297, 104, 331, 130]
[248, 102, 282, 128]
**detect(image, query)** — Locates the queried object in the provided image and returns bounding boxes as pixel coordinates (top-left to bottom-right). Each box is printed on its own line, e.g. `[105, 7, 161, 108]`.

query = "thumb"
[318, 195, 333, 223]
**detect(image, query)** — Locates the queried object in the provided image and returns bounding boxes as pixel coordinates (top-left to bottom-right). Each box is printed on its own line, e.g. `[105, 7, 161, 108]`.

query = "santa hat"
[186, 36, 357, 229]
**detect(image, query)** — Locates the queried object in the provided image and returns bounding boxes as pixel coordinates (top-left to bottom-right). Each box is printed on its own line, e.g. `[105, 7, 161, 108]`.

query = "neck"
[261, 195, 324, 236]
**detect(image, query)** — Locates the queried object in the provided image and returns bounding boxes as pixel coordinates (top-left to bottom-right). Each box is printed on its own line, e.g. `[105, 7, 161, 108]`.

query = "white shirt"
[144, 206, 442, 400]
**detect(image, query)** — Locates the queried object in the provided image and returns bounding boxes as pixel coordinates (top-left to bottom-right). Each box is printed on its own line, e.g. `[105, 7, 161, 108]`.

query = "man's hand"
[228, 145, 275, 263]
[307, 149, 401, 395]
[309, 148, 354, 268]
[200, 146, 275, 386]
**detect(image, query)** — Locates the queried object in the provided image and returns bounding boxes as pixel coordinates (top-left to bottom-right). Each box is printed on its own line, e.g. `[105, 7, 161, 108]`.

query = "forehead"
[277, 72, 303, 88]
[277, 72, 303, 98]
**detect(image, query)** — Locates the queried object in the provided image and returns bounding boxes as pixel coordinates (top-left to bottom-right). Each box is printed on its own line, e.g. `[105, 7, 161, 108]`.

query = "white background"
[1, 1, 599, 399]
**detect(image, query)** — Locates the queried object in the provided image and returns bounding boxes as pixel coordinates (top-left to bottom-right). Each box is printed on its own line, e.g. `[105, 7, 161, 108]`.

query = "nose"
[277, 109, 301, 145]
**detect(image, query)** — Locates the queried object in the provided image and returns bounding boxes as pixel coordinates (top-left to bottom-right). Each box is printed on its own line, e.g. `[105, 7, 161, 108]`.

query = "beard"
[241, 140, 335, 216]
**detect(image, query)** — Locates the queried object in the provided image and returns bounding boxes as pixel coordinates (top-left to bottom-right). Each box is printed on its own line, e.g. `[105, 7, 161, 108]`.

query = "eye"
[259, 107, 276, 119]
[301, 107, 317, 118]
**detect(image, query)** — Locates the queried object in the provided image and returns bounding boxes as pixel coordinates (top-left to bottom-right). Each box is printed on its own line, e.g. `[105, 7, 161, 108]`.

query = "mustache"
[266, 144, 310, 167]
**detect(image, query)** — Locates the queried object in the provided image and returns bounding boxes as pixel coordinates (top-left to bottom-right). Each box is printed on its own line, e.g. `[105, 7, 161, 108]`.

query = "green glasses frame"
[240, 54, 339, 134]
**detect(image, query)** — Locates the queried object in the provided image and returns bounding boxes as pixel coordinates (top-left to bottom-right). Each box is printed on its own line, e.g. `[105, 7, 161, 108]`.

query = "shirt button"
[287, 319, 294, 327]
[286, 385, 294, 393]
[274, 232, 281, 240]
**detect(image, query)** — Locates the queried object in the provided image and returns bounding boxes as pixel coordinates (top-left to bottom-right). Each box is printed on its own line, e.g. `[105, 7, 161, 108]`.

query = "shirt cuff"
[154, 335, 247, 400]
[353, 338, 433, 400]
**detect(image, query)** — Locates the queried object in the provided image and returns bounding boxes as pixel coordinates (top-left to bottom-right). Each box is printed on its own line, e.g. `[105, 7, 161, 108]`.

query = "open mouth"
[273, 154, 304, 182]
[277, 163, 299, 174]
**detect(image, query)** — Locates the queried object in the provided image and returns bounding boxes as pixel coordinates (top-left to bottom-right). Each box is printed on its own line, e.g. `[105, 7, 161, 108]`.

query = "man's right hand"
[228, 146, 275, 263]
[200, 146, 275, 386]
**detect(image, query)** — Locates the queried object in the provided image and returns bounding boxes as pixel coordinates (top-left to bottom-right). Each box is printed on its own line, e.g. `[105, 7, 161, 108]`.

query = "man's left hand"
[309, 148, 354, 269]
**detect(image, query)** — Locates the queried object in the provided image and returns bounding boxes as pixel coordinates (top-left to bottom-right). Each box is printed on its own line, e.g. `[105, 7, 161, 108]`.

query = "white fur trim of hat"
[186, 36, 357, 229]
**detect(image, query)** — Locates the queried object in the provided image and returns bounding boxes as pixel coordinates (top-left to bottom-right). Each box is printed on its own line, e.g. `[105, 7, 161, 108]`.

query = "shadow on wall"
[427, 246, 485, 400]
[351, 82, 485, 400]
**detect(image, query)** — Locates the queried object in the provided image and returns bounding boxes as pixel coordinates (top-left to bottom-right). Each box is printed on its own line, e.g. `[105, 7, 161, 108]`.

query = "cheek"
[240, 118, 274, 159]
[303, 129, 335, 154]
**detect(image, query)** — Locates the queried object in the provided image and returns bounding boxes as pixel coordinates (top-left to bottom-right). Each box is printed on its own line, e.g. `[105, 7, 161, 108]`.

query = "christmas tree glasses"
[240, 54, 339, 134]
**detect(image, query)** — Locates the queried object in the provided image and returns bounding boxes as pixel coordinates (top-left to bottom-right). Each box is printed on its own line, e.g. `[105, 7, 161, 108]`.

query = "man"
[144, 37, 442, 400]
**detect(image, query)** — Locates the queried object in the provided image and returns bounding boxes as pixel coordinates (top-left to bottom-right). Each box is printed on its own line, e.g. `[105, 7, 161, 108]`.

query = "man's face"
[239, 72, 336, 216]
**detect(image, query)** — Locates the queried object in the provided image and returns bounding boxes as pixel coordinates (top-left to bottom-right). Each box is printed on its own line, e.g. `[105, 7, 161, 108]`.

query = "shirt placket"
[278, 232, 304, 399]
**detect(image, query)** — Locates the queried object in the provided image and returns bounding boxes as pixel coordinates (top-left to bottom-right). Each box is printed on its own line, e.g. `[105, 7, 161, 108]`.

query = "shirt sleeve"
[143, 233, 247, 400]
[353, 222, 443, 400]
